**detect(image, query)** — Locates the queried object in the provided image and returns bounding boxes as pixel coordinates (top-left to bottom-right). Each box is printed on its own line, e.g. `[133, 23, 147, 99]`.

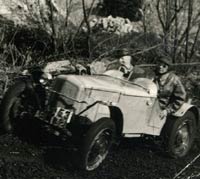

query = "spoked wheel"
[162, 111, 196, 158]
[195, 127, 200, 149]
[80, 118, 115, 171]
[0, 81, 38, 134]
[87, 128, 113, 169]
[172, 121, 191, 156]
[10, 93, 37, 133]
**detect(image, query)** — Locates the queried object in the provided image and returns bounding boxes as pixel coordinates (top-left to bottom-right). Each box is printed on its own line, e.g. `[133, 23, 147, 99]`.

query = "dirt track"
[0, 132, 200, 179]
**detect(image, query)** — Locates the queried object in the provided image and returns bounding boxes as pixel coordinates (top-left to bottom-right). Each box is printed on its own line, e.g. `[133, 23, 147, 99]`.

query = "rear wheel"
[162, 111, 196, 158]
[0, 81, 38, 134]
[79, 118, 115, 171]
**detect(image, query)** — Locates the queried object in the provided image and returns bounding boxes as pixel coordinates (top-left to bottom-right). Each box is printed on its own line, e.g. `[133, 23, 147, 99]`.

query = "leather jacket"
[154, 71, 187, 114]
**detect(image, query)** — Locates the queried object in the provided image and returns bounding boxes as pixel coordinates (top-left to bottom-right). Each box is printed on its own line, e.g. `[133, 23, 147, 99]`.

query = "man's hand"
[159, 109, 168, 120]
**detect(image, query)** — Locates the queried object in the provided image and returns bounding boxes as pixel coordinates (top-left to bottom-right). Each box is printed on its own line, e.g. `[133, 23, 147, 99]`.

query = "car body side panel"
[78, 89, 164, 136]
[116, 94, 157, 135]
[146, 99, 166, 135]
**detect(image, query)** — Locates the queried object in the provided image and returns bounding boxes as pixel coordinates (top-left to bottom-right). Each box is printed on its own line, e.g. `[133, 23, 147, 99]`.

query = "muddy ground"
[0, 131, 200, 179]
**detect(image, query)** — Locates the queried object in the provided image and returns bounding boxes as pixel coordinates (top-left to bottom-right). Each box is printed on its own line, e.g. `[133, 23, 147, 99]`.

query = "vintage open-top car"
[0, 66, 199, 171]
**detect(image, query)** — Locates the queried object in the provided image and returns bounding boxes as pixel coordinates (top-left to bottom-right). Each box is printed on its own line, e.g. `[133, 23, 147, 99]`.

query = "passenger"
[154, 56, 187, 119]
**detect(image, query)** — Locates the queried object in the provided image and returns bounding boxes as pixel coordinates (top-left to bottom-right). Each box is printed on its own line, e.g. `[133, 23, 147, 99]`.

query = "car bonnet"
[58, 75, 157, 98]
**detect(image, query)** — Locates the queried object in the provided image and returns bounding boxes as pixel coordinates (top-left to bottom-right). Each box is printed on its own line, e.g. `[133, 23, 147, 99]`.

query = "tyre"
[162, 111, 197, 158]
[0, 81, 38, 134]
[195, 128, 200, 148]
[79, 118, 116, 171]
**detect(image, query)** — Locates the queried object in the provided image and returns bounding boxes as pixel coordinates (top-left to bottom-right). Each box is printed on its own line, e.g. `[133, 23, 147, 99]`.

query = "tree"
[143, 0, 200, 63]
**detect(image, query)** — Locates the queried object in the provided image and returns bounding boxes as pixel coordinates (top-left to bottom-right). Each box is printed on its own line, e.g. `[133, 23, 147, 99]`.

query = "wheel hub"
[174, 123, 190, 153]
[87, 129, 112, 170]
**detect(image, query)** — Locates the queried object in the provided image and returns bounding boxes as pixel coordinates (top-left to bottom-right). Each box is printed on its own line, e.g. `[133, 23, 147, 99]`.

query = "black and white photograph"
[0, 0, 200, 178]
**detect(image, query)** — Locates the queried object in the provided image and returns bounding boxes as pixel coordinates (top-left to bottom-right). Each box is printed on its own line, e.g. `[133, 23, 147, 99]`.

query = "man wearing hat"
[154, 56, 186, 119]
[118, 48, 145, 79]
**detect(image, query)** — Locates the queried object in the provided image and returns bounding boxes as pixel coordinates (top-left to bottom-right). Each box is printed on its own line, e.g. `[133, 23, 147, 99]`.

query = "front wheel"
[162, 111, 197, 158]
[0, 81, 38, 134]
[79, 118, 116, 171]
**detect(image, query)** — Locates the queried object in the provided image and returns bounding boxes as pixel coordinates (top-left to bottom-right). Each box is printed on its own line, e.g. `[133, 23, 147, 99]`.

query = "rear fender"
[173, 103, 199, 124]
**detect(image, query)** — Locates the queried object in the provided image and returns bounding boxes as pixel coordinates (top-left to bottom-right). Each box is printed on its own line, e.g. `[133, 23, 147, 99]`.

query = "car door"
[118, 93, 157, 135]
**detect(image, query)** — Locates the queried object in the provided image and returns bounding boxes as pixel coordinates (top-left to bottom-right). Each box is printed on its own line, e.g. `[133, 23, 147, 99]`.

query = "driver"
[154, 56, 187, 119]
[103, 48, 144, 80]
[118, 55, 133, 77]
[118, 48, 144, 80]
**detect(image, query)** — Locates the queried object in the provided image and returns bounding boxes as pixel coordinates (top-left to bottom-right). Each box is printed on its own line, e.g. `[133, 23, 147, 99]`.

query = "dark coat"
[154, 71, 187, 114]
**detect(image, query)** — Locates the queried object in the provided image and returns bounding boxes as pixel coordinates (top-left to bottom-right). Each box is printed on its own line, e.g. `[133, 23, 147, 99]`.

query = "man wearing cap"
[154, 56, 187, 119]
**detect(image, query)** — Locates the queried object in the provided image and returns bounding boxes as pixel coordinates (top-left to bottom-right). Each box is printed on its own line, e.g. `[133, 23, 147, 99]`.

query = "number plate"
[50, 107, 73, 128]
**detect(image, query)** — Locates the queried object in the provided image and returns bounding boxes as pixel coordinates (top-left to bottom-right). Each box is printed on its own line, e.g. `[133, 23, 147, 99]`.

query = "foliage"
[87, 31, 162, 63]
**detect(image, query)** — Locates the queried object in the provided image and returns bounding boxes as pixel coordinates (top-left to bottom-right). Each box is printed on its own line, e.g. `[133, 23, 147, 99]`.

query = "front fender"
[173, 103, 199, 119]
[79, 103, 110, 123]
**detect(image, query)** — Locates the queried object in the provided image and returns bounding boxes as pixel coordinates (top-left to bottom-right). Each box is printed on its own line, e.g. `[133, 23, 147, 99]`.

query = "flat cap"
[157, 56, 172, 66]
[121, 48, 131, 56]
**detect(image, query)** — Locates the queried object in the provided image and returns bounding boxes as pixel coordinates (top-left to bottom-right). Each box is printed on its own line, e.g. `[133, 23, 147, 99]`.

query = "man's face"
[119, 55, 132, 70]
[156, 62, 169, 74]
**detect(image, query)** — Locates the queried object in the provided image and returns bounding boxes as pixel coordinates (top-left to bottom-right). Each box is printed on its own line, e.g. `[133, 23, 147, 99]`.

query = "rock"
[85, 15, 143, 35]
[0, 0, 99, 36]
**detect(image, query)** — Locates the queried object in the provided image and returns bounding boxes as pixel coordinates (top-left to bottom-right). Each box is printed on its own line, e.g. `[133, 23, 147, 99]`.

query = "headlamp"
[39, 73, 52, 85]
